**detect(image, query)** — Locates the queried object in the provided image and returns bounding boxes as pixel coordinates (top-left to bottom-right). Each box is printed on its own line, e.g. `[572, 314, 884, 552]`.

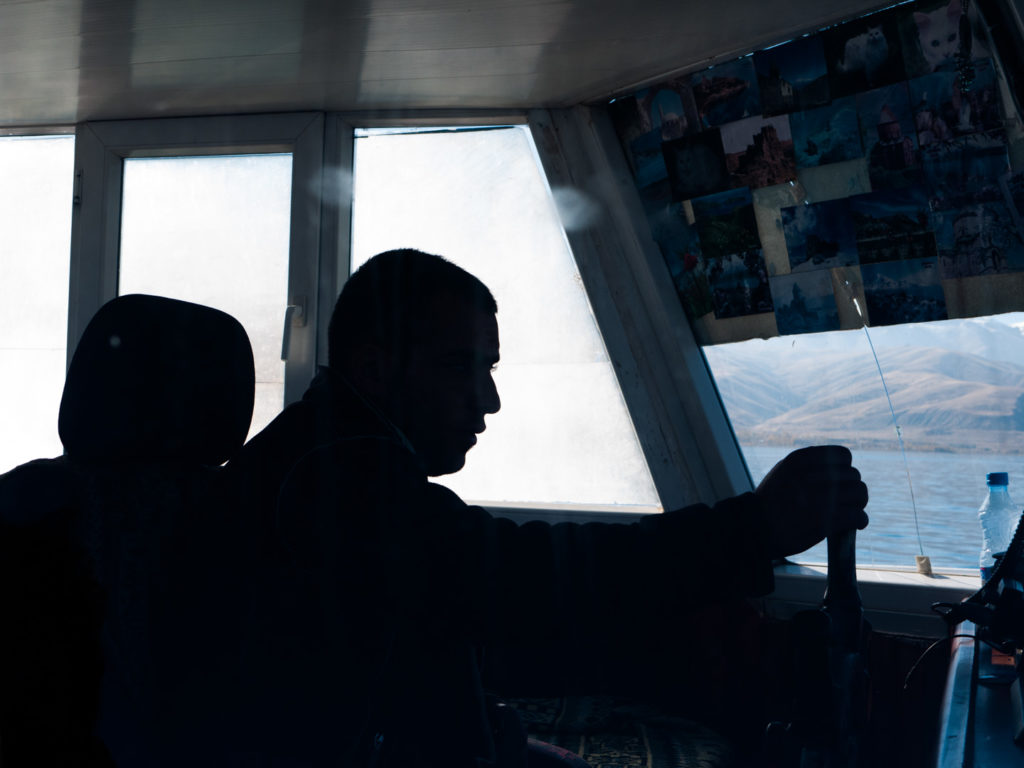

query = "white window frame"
[67, 107, 741, 515]
[69, 112, 333, 404]
[62, 108, 977, 635]
[527, 106, 752, 510]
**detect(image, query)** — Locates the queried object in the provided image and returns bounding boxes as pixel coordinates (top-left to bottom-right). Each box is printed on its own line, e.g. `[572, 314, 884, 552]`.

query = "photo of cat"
[824, 10, 906, 98]
[900, 0, 991, 78]
[839, 26, 889, 81]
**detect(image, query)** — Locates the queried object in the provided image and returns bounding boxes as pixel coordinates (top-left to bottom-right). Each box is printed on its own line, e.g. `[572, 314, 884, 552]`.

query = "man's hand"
[755, 445, 869, 560]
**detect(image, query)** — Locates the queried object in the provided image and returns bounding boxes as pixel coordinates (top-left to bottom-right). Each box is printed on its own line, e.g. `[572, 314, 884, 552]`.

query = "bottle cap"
[987, 472, 1009, 486]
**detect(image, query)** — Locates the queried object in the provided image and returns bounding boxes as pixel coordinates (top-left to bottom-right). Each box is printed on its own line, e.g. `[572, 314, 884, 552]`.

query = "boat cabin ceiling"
[3, 0, 895, 127]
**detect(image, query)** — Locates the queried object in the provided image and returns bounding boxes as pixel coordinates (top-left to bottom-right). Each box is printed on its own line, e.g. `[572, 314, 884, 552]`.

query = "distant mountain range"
[703, 314, 1024, 453]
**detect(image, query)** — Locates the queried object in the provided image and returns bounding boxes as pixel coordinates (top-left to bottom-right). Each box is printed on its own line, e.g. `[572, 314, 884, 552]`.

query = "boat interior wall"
[608, 0, 1024, 348]
[0, 0, 898, 129]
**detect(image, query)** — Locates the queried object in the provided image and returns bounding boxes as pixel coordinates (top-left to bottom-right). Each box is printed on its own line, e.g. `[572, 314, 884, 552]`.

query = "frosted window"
[119, 154, 292, 439]
[351, 127, 660, 511]
[0, 135, 74, 473]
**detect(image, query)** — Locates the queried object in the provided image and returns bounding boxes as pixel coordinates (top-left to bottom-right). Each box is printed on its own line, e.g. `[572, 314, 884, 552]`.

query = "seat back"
[58, 293, 254, 466]
[0, 459, 111, 767]
[0, 293, 255, 766]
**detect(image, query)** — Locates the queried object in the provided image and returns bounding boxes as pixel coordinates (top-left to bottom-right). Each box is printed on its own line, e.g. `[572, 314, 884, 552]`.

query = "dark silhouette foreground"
[227, 249, 869, 767]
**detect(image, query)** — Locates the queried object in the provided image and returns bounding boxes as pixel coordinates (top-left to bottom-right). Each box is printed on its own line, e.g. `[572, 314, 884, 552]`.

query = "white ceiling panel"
[0, 0, 895, 127]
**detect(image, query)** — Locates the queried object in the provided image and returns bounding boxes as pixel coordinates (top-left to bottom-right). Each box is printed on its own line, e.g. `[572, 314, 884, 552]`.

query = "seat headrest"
[58, 294, 255, 466]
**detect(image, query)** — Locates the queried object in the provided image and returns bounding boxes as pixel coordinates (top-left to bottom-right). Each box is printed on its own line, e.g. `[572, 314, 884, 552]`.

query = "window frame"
[24, 107, 971, 633]
[69, 112, 331, 405]
[68, 107, 739, 512]
[533, 106, 982, 635]
[527, 106, 753, 510]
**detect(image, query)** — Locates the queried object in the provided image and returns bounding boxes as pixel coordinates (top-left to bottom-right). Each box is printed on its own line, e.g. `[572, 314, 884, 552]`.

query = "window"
[705, 316, 1024, 569]
[0, 135, 74, 472]
[351, 125, 661, 511]
[70, 113, 329, 434]
[119, 154, 293, 437]
[603, 0, 1024, 573]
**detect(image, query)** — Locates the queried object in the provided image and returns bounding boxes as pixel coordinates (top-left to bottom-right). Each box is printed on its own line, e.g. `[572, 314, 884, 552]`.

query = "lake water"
[742, 445, 1024, 571]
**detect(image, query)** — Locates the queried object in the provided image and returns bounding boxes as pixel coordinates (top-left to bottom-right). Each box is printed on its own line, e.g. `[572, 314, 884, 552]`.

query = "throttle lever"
[824, 529, 864, 653]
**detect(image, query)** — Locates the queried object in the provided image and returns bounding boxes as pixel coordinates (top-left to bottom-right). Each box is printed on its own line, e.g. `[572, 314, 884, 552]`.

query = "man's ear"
[344, 342, 392, 398]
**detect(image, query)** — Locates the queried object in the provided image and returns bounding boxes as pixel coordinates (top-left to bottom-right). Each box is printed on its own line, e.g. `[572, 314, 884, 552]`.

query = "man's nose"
[477, 372, 500, 415]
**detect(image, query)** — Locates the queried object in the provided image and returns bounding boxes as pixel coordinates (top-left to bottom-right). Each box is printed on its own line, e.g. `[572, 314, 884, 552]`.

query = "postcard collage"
[610, 0, 1024, 345]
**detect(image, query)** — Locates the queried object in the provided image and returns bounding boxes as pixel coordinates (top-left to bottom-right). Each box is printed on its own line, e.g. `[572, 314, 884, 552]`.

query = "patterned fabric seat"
[508, 696, 740, 768]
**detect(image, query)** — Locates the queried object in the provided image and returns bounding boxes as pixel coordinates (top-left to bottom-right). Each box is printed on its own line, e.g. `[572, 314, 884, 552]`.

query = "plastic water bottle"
[979, 472, 1018, 583]
[977, 472, 1021, 683]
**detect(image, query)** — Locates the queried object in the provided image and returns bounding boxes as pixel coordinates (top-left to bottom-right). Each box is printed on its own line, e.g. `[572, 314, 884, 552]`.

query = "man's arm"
[464, 445, 867, 646]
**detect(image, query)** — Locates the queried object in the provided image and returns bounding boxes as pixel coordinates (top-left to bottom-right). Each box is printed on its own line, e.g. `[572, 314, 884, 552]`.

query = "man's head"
[328, 249, 501, 475]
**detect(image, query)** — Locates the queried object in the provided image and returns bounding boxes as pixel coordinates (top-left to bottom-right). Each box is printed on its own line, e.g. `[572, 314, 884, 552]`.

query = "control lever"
[765, 530, 871, 768]
[824, 530, 865, 652]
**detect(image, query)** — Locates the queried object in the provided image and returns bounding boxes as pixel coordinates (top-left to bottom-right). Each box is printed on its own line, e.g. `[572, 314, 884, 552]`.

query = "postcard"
[753, 36, 830, 116]
[857, 82, 923, 188]
[770, 270, 841, 334]
[922, 131, 1010, 210]
[654, 205, 715, 320]
[824, 9, 907, 99]
[1000, 169, 1024, 227]
[690, 57, 762, 128]
[790, 95, 864, 168]
[797, 158, 872, 201]
[719, 114, 797, 189]
[692, 187, 761, 260]
[848, 186, 937, 264]
[861, 257, 947, 326]
[707, 249, 774, 319]
[663, 130, 732, 200]
[909, 59, 1002, 147]
[753, 182, 807, 277]
[930, 200, 1024, 278]
[608, 95, 646, 162]
[628, 129, 670, 189]
[781, 198, 859, 272]
[633, 78, 701, 141]
[899, 0, 992, 79]
[637, 178, 674, 221]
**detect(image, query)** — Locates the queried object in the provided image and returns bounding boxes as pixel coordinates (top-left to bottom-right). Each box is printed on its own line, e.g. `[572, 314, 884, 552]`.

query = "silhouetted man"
[228, 248, 868, 767]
